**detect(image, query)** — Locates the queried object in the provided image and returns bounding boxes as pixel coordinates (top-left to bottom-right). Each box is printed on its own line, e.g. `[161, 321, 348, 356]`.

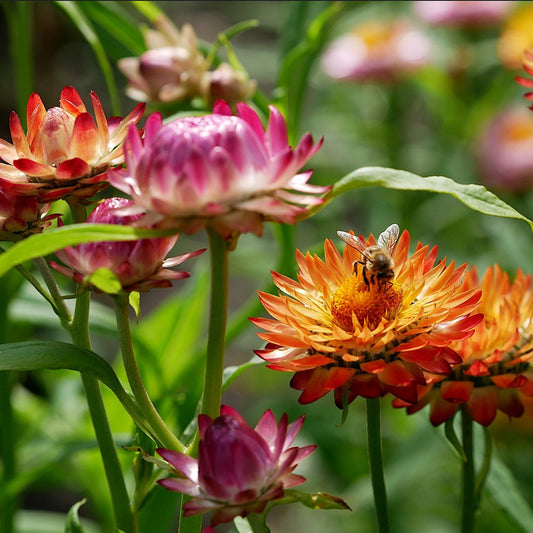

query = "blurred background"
[1, 1, 533, 532]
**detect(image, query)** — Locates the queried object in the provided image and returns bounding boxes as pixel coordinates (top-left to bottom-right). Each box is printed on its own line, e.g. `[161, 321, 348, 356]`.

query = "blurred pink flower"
[118, 15, 208, 103]
[0, 86, 145, 203]
[0, 189, 58, 241]
[414, 1, 515, 28]
[108, 101, 328, 241]
[321, 19, 432, 82]
[157, 405, 315, 526]
[475, 106, 533, 192]
[50, 197, 204, 292]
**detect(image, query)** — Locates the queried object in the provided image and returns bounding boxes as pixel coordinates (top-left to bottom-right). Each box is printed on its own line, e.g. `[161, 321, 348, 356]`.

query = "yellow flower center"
[331, 269, 403, 332]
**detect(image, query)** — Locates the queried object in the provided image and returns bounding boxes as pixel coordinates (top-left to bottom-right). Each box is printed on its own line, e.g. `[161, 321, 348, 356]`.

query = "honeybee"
[337, 223, 399, 287]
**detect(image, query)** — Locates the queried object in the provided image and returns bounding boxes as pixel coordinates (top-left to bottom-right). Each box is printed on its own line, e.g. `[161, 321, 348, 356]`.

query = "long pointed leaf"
[311, 166, 533, 230]
[0, 223, 176, 278]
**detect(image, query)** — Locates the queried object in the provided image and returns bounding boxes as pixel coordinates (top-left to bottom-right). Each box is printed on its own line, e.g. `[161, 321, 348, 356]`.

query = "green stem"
[113, 294, 185, 453]
[366, 398, 390, 533]
[69, 203, 135, 533]
[474, 426, 492, 508]
[461, 405, 475, 533]
[200, 228, 230, 419]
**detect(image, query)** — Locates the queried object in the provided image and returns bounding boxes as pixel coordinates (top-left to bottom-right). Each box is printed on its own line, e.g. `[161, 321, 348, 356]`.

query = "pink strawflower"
[108, 101, 328, 241]
[157, 405, 316, 526]
[475, 106, 533, 192]
[0, 86, 145, 203]
[118, 15, 208, 104]
[413, 1, 515, 28]
[50, 197, 204, 292]
[321, 19, 432, 82]
[0, 189, 58, 241]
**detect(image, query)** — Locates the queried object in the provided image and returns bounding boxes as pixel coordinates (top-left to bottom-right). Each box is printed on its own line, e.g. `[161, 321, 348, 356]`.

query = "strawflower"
[321, 19, 432, 82]
[50, 197, 204, 292]
[108, 101, 328, 242]
[0, 188, 58, 241]
[393, 265, 533, 426]
[414, 1, 514, 28]
[0, 86, 145, 203]
[157, 405, 316, 526]
[475, 106, 533, 192]
[516, 49, 533, 108]
[118, 15, 208, 103]
[252, 226, 482, 407]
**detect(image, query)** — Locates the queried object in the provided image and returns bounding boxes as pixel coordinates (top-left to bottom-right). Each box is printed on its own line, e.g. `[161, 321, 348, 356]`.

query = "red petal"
[464, 360, 490, 376]
[26, 93, 46, 146]
[9, 112, 31, 157]
[13, 158, 54, 177]
[360, 359, 386, 373]
[56, 158, 91, 180]
[60, 86, 87, 115]
[469, 387, 498, 426]
[429, 395, 458, 426]
[440, 381, 473, 402]
[70, 113, 99, 161]
[90, 91, 109, 146]
[497, 388, 524, 418]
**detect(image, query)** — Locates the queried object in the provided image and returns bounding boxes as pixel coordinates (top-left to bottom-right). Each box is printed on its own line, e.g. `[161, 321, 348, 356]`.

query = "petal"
[469, 387, 498, 426]
[13, 158, 55, 178]
[56, 158, 92, 180]
[60, 86, 87, 115]
[70, 113, 100, 161]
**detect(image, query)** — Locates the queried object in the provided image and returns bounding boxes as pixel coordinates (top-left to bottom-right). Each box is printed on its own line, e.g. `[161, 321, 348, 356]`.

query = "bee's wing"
[377, 223, 399, 254]
[337, 230, 369, 256]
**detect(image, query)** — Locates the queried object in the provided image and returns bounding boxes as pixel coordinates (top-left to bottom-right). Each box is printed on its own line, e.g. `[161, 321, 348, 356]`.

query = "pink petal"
[0, 138, 17, 164]
[90, 91, 109, 146]
[265, 105, 289, 155]
[157, 448, 199, 481]
[236, 102, 265, 143]
[157, 477, 201, 496]
[213, 100, 232, 115]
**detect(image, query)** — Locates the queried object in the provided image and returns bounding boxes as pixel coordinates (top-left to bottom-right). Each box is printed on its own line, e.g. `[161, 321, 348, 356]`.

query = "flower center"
[331, 269, 403, 332]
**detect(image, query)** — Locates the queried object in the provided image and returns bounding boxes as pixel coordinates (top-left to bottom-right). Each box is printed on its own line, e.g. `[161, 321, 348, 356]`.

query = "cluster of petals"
[393, 265, 533, 426]
[516, 49, 533, 108]
[475, 106, 533, 192]
[499, 4, 533, 70]
[118, 15, 208, 104]
[0, 86, 145, 203]
[252, 229, 483, 407]
[50, 197, 204, 292]
[157, 405, 315, 526]
[108, 100, 328, 241]
[321, 19, 432, 82]
[0, 189, 58, 241]
[414, 1, 515, 28]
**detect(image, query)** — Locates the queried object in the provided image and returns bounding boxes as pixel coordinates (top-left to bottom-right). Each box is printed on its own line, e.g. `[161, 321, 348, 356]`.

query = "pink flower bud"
[50, 197, 204, 292]
[157, 405, 315, 526]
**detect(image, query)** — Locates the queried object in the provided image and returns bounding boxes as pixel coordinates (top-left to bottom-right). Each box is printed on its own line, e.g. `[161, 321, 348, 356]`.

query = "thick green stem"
[200, 228, 229, 419]
[113, 294, 185, 452]
[366, 398, 390, 533]
[461, 405, 475, 533]
[69, 203, 135, 533]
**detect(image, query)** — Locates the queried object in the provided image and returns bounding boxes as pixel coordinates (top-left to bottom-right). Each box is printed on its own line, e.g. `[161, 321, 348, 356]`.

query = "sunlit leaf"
[283, 490, 351, 511]
[86, 268, 122, 294]
[64, 499, 87, 533]
[0, 223, 176, 278]
[311, 166, 533, 230]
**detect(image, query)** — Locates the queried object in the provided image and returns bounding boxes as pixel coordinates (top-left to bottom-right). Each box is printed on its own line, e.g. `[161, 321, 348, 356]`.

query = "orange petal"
[379, 360, 424, 387]
[497, 388, 524, 418]
[465, 360, 490, 377]
[9, 112, 31, 157]
[90, 91, 110, 146]
[360, 359, 386, 374]
[26, 93, 46, 146]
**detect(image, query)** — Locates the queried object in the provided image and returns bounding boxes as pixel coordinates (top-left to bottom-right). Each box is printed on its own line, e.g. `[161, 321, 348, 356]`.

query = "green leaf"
[312, 166, 533, 230]
[486, 452, 533, 533]
[234, 514, 271, 533]
[52, 1, 121, 115]
[129, 291, 141, 319]
[283, 490, 351, 511]
[86, 268, 122, 294]
[0, 223, 176, 278]
[64, 499, 87, 533]
[222, 355, 265, 393]
[0, 341, 142, 427]
[129, 0, 163, 23]
[75, 1, 146, 56]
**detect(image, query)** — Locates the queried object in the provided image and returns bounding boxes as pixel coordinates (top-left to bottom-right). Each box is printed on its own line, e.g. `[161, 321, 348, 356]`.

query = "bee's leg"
[362, 267, 370, 288]
[353, 260, 364, 275]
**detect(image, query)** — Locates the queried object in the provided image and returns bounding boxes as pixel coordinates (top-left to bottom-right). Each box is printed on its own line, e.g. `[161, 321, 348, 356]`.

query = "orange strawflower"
[0, 86, 145, 203]
[252, 226, 482, 407]
[394, 265, 533, 426]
